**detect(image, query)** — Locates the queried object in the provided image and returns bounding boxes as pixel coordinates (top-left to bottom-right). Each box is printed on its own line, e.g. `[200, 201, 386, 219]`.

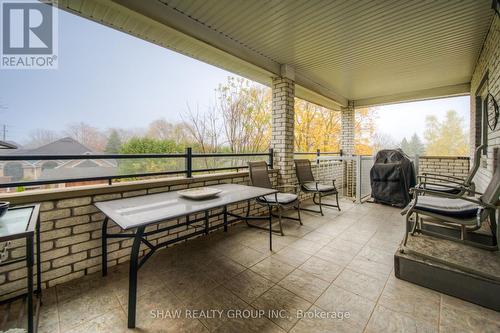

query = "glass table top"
[0, 207, 34, 238]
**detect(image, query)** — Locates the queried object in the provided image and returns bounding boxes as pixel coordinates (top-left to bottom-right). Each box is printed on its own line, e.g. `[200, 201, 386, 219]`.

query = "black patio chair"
[294, 159, 340, 216]
[402, 149, 500, 251]
[416, 144, 484, 195]
[247, 161, 302, 236]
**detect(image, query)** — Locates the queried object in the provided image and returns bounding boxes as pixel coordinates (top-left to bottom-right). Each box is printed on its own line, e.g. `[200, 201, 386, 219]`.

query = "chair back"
[465, 144, 485, 186]
[248, 161, 273, 189]
[481, 148, 500, 207]
[294, 159, 315, 184]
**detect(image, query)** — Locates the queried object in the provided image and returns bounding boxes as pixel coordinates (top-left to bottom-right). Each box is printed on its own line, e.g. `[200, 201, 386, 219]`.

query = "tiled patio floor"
[33, 199, 500, 332]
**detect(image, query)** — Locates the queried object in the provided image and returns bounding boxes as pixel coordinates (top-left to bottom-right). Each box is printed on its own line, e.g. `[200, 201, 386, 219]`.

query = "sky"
[374, 96, 470, 142]
[0, 7, 470, 145]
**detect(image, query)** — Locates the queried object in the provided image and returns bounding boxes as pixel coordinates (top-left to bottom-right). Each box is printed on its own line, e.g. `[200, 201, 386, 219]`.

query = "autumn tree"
[65, 122, 107, 152]
[424, 110, 469, 156]
[216, 77, 271, 153]
[294, 101, 377, 155]
[371, 133, 399, 153]
[25, 129, 60, 148]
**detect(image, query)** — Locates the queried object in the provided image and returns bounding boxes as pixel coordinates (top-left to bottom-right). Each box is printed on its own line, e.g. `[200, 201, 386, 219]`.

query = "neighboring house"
[0, 137, 117, 188]
[0, 140, 18, 149]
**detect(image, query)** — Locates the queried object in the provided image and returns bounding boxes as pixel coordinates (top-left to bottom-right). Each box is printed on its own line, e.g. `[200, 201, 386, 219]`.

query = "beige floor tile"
[278, 269, 330, 303]
[440, 295, 500, 333]
[225, 269, 275, 303]
[326, 237, 366, 253]
[65, 309, 128, 333]
[378, 276, 440, 325]
[346, 256, 393, 280]
[365, 304, 437, 333]
[250, 257, 296, 283]
[301, 230, 334, 244]
[187, 285, 249, 331]
[314, 245, 356, 267]
[251, 285, 312, 331]
[57, 286, 122, 331]
[161, 266, 219, 304]
[298, 256, 343, 282]
[271, 246, 312, 267]
[132, 286, 209, 332]
[288, 238, 325, 255]
[357, 244, 395, 266]
[315, 284, 375, 329]
[223, 244, 270, 268]
[199, 256, 247, 283]
[333, 268, 387, 301]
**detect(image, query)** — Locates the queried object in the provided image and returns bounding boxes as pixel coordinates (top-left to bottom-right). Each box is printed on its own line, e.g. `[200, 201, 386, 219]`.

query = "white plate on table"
[177, 187, 222, 200]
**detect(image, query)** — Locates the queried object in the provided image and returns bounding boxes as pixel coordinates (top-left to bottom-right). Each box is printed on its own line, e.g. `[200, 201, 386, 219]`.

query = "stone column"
[271, 76, 295, 185]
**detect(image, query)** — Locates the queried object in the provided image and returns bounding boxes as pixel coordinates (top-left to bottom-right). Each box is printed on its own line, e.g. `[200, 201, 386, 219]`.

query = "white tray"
[177, 187, 222, 200]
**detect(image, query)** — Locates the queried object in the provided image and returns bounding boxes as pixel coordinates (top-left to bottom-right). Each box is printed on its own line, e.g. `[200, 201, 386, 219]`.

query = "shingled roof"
[6, 137, 95, 155]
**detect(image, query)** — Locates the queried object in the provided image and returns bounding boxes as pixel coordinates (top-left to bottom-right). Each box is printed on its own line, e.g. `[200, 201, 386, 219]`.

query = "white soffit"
[57, 0, 493, 108]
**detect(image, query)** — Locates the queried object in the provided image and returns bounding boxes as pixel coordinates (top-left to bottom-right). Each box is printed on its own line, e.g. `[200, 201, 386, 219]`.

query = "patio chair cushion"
[416, 183, 462, 194]
[258, 193, 298, 205]
[302, 182, 337, 193]
[413, 196, 480, 218]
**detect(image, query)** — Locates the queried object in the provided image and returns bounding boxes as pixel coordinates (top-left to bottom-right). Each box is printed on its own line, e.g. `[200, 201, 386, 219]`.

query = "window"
[475, 73, 489, 156]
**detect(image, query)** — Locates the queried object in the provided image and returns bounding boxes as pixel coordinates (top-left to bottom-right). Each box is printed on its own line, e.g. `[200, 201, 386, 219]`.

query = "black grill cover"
[370, 149, 416, 207]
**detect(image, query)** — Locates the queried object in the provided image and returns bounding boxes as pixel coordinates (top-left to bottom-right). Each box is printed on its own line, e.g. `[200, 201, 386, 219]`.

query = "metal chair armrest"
[417, 175, 465, 185]
[420, 173, 466, 181]
[411, 187, 496, 209]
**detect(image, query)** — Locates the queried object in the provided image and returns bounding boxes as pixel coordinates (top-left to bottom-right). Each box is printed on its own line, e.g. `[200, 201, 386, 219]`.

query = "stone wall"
[470, 15, 499, 191]
[0, 171, 277, 298]
[418, 156, 471, 180]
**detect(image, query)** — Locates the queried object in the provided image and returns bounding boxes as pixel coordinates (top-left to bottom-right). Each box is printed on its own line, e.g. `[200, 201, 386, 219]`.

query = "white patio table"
[95, 183, 277, 328]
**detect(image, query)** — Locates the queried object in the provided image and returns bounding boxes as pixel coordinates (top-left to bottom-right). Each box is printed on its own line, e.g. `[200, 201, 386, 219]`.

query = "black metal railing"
[0, 148, 274, 189]
[0, 148, 343, 189]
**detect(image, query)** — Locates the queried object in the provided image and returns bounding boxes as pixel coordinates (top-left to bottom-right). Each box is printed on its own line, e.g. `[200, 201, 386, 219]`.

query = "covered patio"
[0, 0, 499, 332]
[24, 199, 500, 332]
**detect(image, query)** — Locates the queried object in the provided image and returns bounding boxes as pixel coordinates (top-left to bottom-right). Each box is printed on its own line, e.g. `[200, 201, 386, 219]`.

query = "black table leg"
[101, 217, 109, 277]
[26, 235, 34, 333]
[36, 217, 42, 298]
[205, 211, 209, 235]
[268, 206, 272, 251]
[223, 205, 228, 232]
[128, 226, 145, 329]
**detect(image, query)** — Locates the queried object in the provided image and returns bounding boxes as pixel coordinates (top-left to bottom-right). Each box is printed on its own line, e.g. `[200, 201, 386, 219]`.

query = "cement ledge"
[0, 170, 278, 205]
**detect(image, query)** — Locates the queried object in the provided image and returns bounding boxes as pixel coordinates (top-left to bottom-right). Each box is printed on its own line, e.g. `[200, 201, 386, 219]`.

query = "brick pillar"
[272, 76, 295, 185]
[341, 101, 355, 196]
[341, 101, 355, 156]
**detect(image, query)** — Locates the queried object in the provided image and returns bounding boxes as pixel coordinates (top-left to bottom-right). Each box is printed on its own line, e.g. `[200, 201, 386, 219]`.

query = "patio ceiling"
[58, 0, 493, 108]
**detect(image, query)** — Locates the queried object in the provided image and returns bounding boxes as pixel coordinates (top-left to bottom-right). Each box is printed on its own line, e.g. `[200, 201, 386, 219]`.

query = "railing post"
[269, 148, 274, 169]
[186, 147, 192, 178]
[316, 149, 320, 164]
[355, 155, 362, 203]
[414, 154, 420, 177]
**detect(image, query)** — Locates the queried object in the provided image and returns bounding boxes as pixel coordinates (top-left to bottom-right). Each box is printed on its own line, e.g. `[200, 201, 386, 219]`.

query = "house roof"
[6, 137, 95, 155]
[0, 140, 18, 149]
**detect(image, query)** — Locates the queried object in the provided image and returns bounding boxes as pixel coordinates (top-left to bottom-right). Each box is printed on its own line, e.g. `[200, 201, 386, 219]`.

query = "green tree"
[119, 137, 185, 175]
[105, 130, 122, 153]
[424, 110, 469, 156]
[400, 133, 425, 156]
